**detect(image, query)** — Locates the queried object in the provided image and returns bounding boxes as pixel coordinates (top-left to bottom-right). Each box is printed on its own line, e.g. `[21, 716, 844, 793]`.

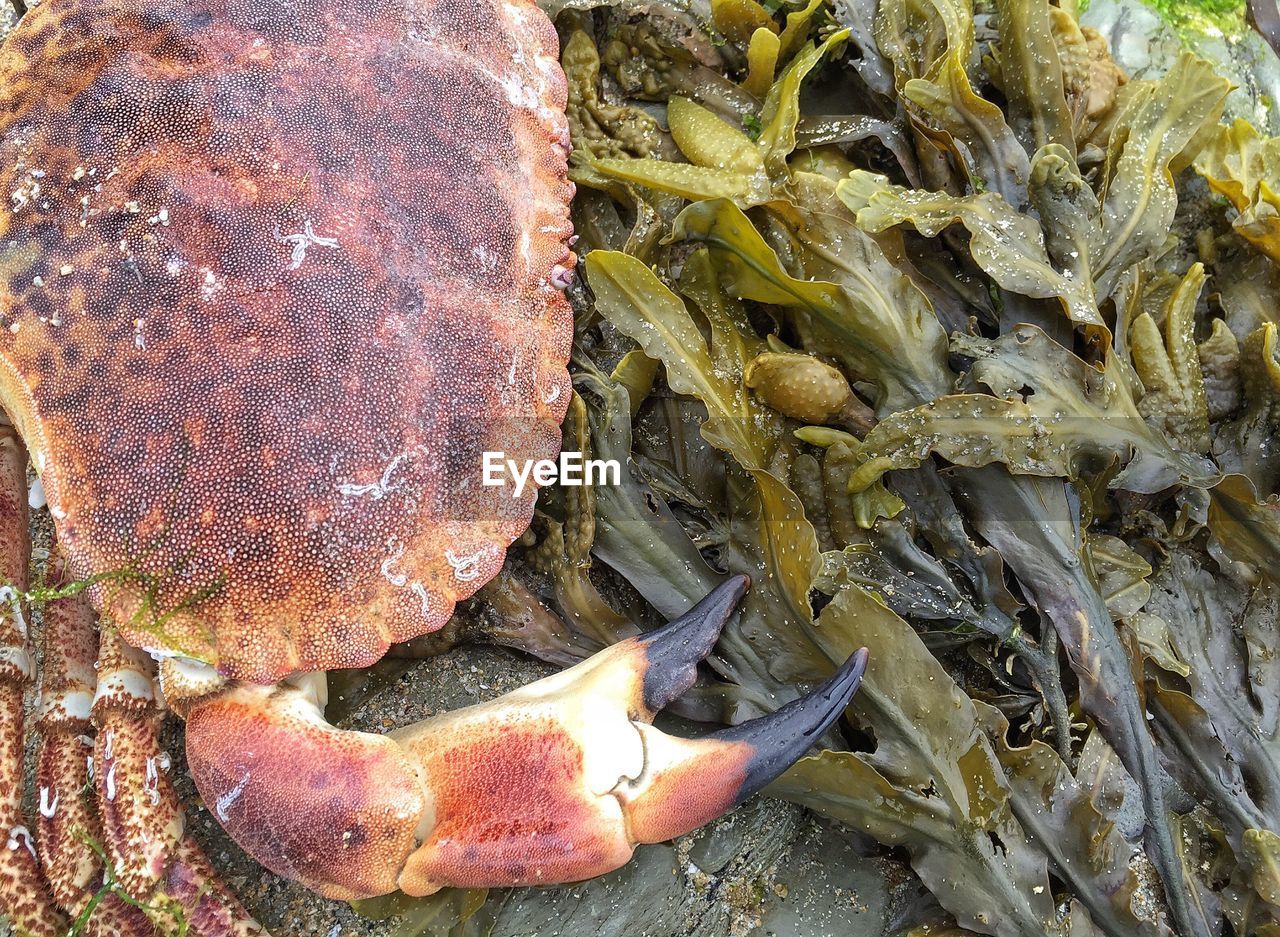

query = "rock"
[1083, 0, 1183, 81]
[1083, 0, 1280, 135]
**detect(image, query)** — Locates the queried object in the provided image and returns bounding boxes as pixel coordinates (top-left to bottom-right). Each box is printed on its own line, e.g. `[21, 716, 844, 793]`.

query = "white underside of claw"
[555, 684, 648, 799]
[93, 667, 154, 707]
[282, 671, 328, 710]
[37, 687, 92, 722]
[155, 654, 225, 705]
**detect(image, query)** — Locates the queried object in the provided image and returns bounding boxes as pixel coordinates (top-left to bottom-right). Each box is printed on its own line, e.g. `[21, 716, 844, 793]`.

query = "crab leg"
[92, 621, 263, 934]
[36, 546, 156, 935]
[0, 424, 66, 937]
[166, 838, 267, 935]
[93, 620, 185, 898]
[181, 576, 869, 900]
[37, 548, 104, 908]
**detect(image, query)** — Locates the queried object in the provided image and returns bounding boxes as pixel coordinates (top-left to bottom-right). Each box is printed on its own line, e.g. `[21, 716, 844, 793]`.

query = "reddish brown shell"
[0, 0, 574, 682]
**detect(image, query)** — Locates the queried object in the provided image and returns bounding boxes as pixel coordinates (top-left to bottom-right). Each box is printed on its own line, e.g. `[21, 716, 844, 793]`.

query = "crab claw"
[183, 576, 868, 900]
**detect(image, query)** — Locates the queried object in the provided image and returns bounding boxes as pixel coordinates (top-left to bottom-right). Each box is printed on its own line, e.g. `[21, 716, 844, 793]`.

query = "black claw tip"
[640, 576, 750, 713]
[723, 647, 869, 802]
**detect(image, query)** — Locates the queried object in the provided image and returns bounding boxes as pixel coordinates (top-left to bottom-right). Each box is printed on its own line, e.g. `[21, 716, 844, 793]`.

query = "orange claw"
[184, 577, 869, 899]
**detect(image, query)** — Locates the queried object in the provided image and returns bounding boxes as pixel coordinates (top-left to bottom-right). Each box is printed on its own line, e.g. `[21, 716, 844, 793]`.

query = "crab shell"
[0, 0, 573, 682]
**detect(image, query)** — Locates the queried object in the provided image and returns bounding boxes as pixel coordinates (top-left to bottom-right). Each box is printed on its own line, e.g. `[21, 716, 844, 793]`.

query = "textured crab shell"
[0, 0, 574, 682]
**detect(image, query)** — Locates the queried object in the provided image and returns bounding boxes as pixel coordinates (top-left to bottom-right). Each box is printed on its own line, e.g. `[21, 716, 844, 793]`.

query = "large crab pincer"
[0, 0, 869, 933]
[186, 577, 867, 898]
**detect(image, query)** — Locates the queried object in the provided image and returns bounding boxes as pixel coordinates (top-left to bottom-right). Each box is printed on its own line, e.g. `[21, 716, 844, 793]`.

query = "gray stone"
[1081, 0, 1182, 80]
[1083, 0, 1280, 135]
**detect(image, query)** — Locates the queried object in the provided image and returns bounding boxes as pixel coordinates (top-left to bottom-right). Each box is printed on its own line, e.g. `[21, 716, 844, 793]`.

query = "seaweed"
[365, 0, 1280, 933]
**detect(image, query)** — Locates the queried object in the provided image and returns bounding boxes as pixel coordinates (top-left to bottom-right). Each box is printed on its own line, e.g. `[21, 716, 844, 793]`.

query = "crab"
[0, 1, 869, 934]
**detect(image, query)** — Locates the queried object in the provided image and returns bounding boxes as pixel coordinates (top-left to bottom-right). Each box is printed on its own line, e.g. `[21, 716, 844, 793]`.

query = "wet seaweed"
[362, 0, 1280, 933]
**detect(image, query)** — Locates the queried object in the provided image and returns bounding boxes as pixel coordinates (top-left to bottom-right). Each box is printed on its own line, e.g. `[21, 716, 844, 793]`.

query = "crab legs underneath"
[174, 576, 869, 901]
[0, 423, 261, 937]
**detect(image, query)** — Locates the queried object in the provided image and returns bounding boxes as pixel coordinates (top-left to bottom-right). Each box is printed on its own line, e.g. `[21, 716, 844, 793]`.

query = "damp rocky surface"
[1084, 0, 1280, 132]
